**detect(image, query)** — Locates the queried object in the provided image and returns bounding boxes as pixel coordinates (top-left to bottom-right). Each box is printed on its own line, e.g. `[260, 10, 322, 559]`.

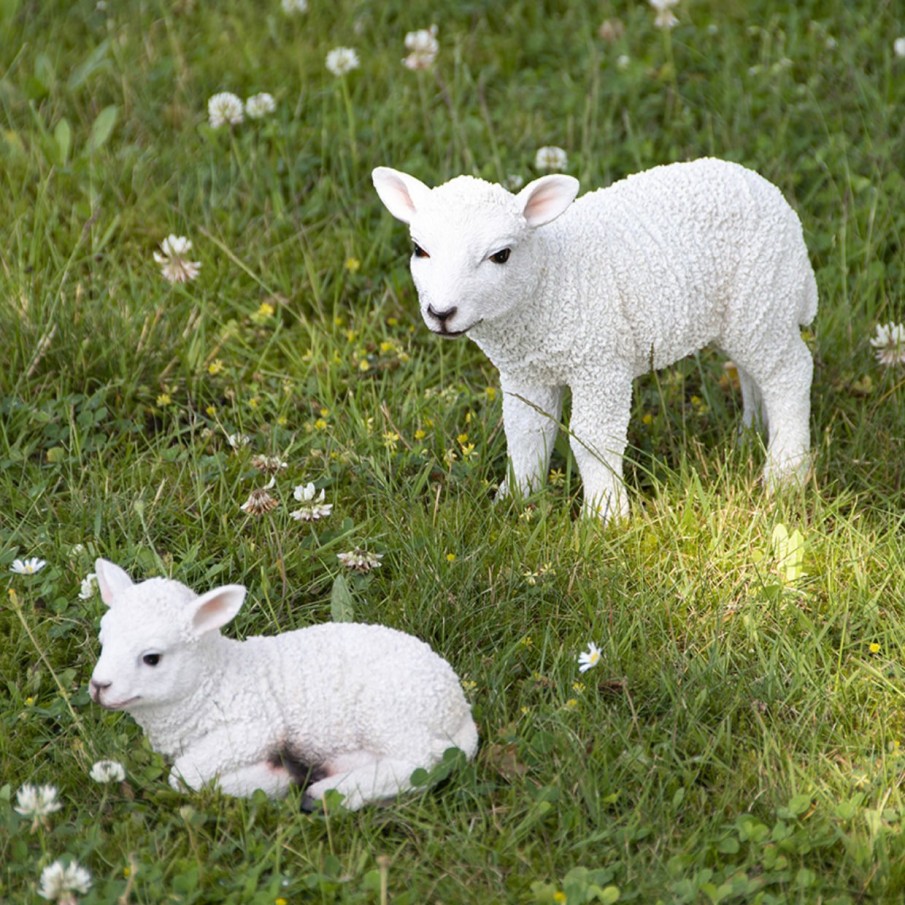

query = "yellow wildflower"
[344, 256, 361, 273]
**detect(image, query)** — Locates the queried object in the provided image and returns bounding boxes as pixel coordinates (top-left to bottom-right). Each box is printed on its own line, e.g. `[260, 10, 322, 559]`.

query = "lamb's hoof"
[300, 793, 319, 813]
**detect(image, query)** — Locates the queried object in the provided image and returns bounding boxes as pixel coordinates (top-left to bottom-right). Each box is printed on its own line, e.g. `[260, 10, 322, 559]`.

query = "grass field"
[2, 0, 905, 902]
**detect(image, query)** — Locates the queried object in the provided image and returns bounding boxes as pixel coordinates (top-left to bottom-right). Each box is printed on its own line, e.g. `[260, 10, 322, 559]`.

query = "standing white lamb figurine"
[373, 158, 818, 520]
[88, 559, 478, 810]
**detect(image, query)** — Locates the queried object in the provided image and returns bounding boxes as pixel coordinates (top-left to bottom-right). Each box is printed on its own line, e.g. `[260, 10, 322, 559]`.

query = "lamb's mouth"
[99, 695, 141, 711]
[433, 319, 483, 338]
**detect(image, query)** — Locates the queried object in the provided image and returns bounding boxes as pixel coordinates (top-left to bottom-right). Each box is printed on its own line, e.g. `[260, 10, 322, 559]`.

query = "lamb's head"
[372, 167, 579, 338]
[89, 559, 246, 713]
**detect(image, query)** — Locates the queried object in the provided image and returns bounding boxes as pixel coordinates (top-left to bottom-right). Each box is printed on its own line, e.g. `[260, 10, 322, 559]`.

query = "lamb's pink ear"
[372, 167, 432, 224]
[94, 559, 134, 608]
[516, 175, 580, 227]
[190, 585, 247, 637]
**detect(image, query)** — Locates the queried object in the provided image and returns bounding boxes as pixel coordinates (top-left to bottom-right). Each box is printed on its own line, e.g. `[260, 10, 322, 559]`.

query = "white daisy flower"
[15, 784, 62, 831]
[326, 47, 360, 76]
[577, 641, 602, 673]
[153, 234, 201, 284]
[534, 146, 568, 171]
[291, 483, 333, 521]
[207, 91, 244, 128]
[78, 573, 97, 600]
[281, 0, 308, 12]
[649, 0, 680, 29]
[337, 548, 383, 572]
[38, 859, 92, 902]
[245, 92, 276, 119]
[870, 322, 905, 367]
[10, 557, 47, 575]
[403, 25, 439, 70]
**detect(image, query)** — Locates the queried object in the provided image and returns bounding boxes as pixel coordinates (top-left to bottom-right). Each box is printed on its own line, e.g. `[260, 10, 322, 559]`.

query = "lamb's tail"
[800, 264, 818, 327]
[452, 714, 479, 760]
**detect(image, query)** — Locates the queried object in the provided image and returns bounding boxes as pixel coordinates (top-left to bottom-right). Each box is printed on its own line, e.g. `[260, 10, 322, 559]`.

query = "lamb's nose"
[89, 679, 110, 700]
[427, 303, 457, 324]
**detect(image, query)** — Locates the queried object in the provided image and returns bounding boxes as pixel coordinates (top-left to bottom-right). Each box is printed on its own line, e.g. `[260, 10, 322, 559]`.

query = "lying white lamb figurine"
[88, 559, 478, 810]
[373, 158, 818, 520]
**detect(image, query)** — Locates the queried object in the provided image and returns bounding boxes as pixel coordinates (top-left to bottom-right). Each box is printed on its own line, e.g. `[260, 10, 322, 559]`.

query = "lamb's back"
[241, 623, 471, 760]
[544, 158, 812, 373]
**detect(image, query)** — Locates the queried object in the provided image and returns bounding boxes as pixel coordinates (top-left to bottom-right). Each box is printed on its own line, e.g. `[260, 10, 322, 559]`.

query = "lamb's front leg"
[497, 377, 564, 500]
[569, 375, 632, 521]
[170, 752, 294, 798]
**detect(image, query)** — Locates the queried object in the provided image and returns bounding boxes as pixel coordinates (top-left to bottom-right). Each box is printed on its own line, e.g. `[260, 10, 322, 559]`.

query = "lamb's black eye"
[490, 248, 511, 264]
[412, 242, 430, 259]
[142, 653, 161, 667]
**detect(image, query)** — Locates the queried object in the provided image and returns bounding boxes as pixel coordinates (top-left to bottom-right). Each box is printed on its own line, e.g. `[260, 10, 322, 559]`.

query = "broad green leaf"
[53, 118, 71, 165]
[330, 573, 355, 622]
[67, 39, 110, 91]
[84, 104, 118, 154]
[771, 523, 806, 583]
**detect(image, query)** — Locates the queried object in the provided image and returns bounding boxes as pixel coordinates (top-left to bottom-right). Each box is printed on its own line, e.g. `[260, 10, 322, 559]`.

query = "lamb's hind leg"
[735, 363, 764, 433]
[303, 751, 422, 811]
[736, 337, 813, 486]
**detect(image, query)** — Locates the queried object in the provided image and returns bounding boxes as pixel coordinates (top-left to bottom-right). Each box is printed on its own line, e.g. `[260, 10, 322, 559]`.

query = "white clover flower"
[15, 784, 62, 831]
[870, 322, 905, 367]
[337, 548, 383, 571]
[894, 37, 905, 58]
[207, 91, 245, 128]
[245, 92, 276, 119]
[534, 146, 568, 171]
[403, 25, 439, 70]
[89, 759, 126, 784]
[577, 641, 602, 673]
[650, 0, 680, 29]
[78, 573, 97, 600]
[281, 0, 308, 12]
[504, 174, 525, 192]
[227, 433, 251, 450]
[38, 859, 92, 902]
[326, 47, 360, 76]
[291, 483, 333, 521]
[616, 53, 631, 70]
[250, 454, 288, 474]
[153, 235, 201, 284]
[240, 488, 279, 516]
[11, 557, 47, 575]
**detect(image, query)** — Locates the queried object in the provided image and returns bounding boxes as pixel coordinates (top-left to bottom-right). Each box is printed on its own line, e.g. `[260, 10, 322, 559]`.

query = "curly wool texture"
[373, 158, 818, 519]
[89, 561, 477, 810]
